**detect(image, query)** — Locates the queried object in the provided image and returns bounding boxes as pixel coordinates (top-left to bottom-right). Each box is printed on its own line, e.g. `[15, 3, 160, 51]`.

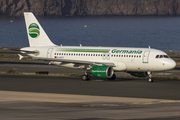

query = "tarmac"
[0, 60, 180, 120]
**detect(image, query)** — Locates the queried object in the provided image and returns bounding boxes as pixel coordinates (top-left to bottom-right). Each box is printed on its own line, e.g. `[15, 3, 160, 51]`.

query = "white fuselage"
[21, 46, 176, 72]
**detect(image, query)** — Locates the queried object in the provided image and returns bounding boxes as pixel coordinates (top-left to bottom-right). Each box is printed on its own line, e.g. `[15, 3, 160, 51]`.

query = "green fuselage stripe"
[56, 49, 110, 53]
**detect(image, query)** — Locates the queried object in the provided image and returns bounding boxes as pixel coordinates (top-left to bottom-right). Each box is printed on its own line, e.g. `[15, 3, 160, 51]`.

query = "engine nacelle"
[128, 72, 148, 77]
[91, 66, 114, 78]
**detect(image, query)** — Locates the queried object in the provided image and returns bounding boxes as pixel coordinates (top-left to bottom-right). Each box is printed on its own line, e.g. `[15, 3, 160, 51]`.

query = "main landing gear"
[81, 65, 91, 81]
[148, 71, 153, 82]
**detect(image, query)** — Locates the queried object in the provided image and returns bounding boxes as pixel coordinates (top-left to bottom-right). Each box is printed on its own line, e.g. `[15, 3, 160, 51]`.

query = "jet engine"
[91, 66, 114, 78]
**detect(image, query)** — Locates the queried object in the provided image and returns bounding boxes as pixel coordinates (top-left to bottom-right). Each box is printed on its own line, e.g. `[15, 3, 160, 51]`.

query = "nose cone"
[169, 59, 176, 69]
[166, 59, 176, 70]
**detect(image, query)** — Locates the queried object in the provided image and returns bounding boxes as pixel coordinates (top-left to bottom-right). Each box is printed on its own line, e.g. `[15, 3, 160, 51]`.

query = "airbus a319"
[19, 12, 176, 82]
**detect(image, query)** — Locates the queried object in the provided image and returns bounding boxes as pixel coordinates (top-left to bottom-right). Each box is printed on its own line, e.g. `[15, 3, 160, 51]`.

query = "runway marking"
[0, 90, 180, 104]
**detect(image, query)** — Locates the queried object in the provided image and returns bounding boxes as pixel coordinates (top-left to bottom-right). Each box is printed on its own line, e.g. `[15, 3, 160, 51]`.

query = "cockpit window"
[155, 55, 169, 58]
[163, 55, 169, 58]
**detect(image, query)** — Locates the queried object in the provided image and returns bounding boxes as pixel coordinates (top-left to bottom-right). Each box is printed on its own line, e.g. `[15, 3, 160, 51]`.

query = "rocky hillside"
[0, 0, 180, 16]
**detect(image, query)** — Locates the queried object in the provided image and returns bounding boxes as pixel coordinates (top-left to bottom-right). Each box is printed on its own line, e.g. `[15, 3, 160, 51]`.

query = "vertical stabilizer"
[24, 12, 56, 47]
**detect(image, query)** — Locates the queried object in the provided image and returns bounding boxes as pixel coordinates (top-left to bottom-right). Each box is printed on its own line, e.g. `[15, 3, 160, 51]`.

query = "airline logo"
[28, 23, 40, 38]
[111, 49, 142, 54]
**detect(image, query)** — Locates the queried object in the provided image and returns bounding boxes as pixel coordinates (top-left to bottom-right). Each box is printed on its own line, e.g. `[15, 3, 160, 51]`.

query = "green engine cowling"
[128, 72, 148, 77]
[91, 66, 114, 78]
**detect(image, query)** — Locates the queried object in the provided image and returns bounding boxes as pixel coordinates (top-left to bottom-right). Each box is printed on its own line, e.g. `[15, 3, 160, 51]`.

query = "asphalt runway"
[0, 74, 180, 100]
[0, 75, 180, 120]
[0, 61, 180, 119]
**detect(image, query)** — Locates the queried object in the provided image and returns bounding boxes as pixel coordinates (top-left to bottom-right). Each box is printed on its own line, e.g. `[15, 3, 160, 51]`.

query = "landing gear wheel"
[81, 75, 91, 81]
[81, 75, 88, 81]
[148, 78, 154, 82]
[108, 74, 116, 80]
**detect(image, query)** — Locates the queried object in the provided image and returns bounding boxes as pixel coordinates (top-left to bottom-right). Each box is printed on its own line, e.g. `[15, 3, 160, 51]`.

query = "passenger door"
[143, 51, 150, 63]
[47, 48, 53, 58]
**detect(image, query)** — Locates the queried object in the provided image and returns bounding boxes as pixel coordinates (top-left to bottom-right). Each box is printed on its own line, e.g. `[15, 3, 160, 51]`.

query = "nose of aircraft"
[168, 59, 176, 69]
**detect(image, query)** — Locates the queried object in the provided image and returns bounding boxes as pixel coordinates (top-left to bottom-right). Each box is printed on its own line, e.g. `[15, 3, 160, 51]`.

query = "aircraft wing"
[31, 57, 116, 67]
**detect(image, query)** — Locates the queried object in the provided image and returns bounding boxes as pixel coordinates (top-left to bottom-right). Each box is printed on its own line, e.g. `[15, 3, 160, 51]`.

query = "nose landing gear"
[147, 71, 153, 82]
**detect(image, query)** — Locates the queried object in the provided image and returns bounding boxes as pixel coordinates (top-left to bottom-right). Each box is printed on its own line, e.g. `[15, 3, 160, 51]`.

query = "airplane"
[19, 12, 176, 82]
